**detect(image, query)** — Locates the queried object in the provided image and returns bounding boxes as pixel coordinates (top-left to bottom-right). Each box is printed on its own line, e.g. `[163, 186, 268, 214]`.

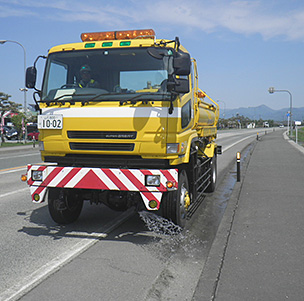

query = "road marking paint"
[0, 166, 26, 174]
[222, 134, 256, 152]
[0, 153, 39, 160]
[0, 188, 29, 198]
[0, 208, 135, 301]
[0, 163, 42, 175]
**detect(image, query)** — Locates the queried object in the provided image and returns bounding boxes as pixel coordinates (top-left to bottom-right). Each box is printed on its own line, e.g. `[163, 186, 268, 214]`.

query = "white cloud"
[0, 4, 34, 18]
[1, 0, 304, 41]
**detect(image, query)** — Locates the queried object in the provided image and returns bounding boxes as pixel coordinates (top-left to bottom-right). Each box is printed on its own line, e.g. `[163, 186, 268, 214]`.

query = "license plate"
[38, 115, 63, 129]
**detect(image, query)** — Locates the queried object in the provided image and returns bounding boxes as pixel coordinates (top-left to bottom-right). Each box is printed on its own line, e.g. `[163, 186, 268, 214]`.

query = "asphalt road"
[0, 128, 275, 301]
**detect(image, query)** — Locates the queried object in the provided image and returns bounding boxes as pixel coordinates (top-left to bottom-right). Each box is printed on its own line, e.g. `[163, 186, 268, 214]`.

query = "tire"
[48, 188, 83, 224]
[161, 170, 190, 227]
[206, 153, 217, 193]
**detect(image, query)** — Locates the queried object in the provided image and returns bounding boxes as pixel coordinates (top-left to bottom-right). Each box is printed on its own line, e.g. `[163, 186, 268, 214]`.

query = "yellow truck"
[24, 29, 220, 227]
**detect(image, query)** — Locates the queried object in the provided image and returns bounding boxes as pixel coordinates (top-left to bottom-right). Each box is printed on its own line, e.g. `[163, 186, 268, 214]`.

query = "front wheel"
[48, 188, 83, 224]
[161, 170, 190, 228]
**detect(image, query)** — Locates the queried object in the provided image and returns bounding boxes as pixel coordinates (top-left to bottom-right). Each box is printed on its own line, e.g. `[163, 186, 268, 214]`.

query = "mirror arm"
[33, 55, 46, 92]
[174, 37, 180, 51]
[34, 55, 47, 68]
[33, 91, 42, 113]
[168, 92, 178, 115]
[28, 55, 46, 101]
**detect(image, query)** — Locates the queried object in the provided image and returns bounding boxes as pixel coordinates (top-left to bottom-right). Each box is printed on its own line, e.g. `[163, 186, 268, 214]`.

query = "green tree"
[0, 93, 22, 115]
[11, 113, 26, 139]
[0, 92, 11, 113]
[0, 92, 11, 102]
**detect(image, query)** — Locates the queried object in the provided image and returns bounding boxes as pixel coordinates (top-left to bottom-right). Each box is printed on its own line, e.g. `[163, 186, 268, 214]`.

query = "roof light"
[120, 41, 131, 46]
[81, 29, 155, 42]
[81, 31, 115, 41]
[85, 43, 95, 48]
[102, 42, 113, 47]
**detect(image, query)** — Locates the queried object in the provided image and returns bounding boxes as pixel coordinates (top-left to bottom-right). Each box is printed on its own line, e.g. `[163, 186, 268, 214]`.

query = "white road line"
[0, 208, 135, 301]
[0, 153, 39, 160]
[0, 163, 42, 175]
[0, 167, 26, 175]
[222, 134, 256, 152]
[0, 188, 29, 198]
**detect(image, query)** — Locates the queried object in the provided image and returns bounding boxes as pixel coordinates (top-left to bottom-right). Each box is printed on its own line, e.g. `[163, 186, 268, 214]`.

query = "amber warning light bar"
[81, 29, 155, 42]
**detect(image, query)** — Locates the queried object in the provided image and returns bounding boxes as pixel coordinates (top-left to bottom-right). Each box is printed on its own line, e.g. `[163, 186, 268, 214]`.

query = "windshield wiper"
[41, 91, 174, 111]
[86, 92, 126, 102]
[120, 92, 170, 105]
[121, 92, 175, 113]
[42, 93, 98, 106]
[86, 91, 174, 112]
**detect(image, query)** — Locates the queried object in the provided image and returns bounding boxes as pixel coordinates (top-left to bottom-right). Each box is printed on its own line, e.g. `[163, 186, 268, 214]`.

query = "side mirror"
[26, 66, 37, 89]
[174, 78, 189, 94]
[167, 77, 189, 94]
[173, 52, 191, 75]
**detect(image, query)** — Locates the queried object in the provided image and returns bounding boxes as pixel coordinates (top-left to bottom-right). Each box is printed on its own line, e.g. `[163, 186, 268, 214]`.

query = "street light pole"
[0, 39, 27, 115]
[268, 87, 293, 136]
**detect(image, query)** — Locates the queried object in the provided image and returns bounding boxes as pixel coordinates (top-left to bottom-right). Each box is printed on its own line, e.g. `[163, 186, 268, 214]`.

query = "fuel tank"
[197, 101, 218, 127]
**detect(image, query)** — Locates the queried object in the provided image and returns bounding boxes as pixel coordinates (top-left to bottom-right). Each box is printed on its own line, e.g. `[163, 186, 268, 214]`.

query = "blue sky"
[0, 0, 304, 111]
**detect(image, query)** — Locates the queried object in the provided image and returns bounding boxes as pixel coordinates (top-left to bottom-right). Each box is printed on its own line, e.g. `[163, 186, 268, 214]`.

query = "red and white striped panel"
[27, 165, 178, 210]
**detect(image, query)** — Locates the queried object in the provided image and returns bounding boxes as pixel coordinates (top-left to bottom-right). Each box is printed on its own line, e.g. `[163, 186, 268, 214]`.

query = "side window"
[46, 62, 68, 95]
[191, 64, 194, 89]
[181, 100, 191, 128]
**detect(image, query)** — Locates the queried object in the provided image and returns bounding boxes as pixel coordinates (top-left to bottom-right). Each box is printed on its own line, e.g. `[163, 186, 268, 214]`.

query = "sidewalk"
[193, 130, 304, 300]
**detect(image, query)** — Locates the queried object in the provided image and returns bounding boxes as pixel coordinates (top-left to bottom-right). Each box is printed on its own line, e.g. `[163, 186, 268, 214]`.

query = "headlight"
[166, 143, 179, 154]
[31, 170, 43, 181]
[145, 175, 160, 187]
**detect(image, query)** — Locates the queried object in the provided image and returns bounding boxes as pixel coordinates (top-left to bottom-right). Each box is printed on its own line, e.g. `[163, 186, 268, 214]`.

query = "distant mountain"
[221, 105, 304, 121]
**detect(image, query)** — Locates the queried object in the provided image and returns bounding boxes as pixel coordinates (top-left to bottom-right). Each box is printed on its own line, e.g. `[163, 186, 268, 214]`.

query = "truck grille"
[67, 131, 137, 140]
[69, 142, 134, 152]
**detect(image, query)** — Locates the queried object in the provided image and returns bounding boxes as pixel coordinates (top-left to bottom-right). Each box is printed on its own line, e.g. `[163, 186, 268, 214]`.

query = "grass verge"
[0, 141, 34, 148]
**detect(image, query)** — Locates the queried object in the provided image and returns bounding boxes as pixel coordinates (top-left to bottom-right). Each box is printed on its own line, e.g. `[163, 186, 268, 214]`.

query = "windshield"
[41, 47, 171, 102]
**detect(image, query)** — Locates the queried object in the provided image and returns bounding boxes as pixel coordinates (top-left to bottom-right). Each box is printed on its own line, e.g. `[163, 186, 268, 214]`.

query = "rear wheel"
[206, 153, 217, 193]
[48, 188, 83, 224]
[161, 170, 190, 227]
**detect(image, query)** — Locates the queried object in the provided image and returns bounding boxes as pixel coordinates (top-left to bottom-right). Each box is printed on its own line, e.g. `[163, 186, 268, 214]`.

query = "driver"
[78, 65, 100, 88]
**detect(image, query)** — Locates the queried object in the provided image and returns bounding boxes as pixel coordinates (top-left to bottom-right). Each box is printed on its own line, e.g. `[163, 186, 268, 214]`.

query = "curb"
[192, 141, 257, 301]
[283, 131, 304, 155]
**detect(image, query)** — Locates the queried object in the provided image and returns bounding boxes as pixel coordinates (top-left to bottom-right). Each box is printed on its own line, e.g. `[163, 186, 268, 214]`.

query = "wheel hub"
[180, 185, 190, 219]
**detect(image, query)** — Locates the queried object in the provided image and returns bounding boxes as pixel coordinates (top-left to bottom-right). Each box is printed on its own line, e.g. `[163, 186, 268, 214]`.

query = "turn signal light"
[198, 91, 206, 98]
[21, 174, 27, 182]
[167, 181, 173, 188]
[166, 181, 177, 189]
[81, 29, 155, 42]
